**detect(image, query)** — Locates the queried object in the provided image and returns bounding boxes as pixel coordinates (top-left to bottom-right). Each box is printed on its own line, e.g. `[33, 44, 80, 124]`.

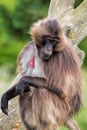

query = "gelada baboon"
[1, 18, 82, 130]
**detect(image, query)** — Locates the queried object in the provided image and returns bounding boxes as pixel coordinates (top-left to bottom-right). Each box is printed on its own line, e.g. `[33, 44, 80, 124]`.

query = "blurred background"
[0, 0, 87, 130]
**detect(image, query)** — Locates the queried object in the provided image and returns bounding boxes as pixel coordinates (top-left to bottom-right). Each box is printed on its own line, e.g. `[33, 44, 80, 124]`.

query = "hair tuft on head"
[29, 18, 63, 43]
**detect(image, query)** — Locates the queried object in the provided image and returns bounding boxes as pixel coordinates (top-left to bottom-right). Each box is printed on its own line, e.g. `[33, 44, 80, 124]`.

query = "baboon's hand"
[1, 94, 8, 115]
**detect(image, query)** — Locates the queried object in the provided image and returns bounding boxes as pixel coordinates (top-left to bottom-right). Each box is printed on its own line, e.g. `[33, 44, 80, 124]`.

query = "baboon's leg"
[19, 93, 37, 130]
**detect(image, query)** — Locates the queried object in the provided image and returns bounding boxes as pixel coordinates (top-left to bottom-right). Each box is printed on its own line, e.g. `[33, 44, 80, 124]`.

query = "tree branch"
[0, 97, 20, 130]
[48, 0, 87, 65]
[48, 0, 75, 18]
[71, 0, 87, 44]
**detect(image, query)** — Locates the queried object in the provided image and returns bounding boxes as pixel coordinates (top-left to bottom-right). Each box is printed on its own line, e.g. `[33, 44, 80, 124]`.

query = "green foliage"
[0, 0, 49, 40]
[0, 0, 50, 72]
[74, 0, 84, 8]
[0, 0, 16, 11]
[79, 37, 87, 67]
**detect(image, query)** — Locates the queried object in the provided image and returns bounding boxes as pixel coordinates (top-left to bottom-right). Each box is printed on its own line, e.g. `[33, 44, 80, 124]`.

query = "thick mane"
[30, 18, 68, 52]
[29, 18, 63, 46]
[43, 43, 82, 114]
[43, 44, 81, 87]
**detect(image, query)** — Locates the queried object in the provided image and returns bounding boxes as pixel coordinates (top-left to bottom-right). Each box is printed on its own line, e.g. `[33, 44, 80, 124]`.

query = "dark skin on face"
[38, 36, 59, 60]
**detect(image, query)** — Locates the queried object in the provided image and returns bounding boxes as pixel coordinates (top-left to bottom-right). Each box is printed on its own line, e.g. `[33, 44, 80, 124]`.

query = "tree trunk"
[0, 0, 87, 130]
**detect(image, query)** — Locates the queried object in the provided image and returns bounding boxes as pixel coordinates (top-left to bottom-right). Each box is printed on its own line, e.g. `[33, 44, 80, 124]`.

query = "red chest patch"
[27, 56, 35, 68]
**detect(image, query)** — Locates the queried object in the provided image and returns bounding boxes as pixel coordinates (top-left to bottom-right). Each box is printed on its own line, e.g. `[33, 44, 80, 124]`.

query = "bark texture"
[48, 0, 87, 65]
[0, 0, 87, 130]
